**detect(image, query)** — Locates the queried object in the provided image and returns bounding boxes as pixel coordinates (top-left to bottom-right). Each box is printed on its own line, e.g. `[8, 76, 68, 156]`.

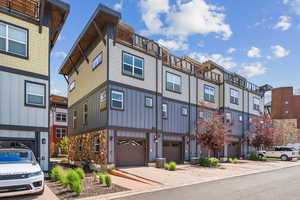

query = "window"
[182, 107, 188, 116]
[284, 101, 289, 105]
[284, 110, 289, 114]
[122, 52, 144, 79]
[111, 90, 124, 110]
[56, 112, 67, 122]
[69, 81, 76, 92]
[100, 90, 107, 110]
[77, 142, 82, 152]
[56, 128, 66, 138]
[83, 103, 88, 125]
[73, 110, 77, 129]
[93, 136, 100, 153]
[145, 97, 153, 108]
[162, 103, 168, 119]
[92, 52, 103, 69]
[225, 113, 232, 123]
[239, 115, 243, 122]
[230, 88, 239, 105]
[25, 81, 45, 107]
[0, 22, 28, 57]
[253, 97, 260, 111]
[166, 72, 181, 93]
[204, 85, 215, 103]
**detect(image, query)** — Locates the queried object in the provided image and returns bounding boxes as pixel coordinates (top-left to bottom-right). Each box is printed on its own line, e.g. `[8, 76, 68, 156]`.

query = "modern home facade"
[59, 5, 267, 168]
[0, 0, 69, 171]
[50, 95, 68, 156]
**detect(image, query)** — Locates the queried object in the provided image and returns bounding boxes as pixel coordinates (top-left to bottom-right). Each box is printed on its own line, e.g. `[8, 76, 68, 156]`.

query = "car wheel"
[281, 155, 288, 161]
[258, 154, 264, 158]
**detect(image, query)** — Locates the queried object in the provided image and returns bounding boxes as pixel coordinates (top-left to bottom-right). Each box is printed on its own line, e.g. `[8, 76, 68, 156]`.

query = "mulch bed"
[46, 174, 129, 200]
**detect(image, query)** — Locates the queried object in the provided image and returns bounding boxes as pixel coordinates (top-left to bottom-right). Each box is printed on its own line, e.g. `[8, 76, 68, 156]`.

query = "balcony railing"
[0, 0, 40, 21]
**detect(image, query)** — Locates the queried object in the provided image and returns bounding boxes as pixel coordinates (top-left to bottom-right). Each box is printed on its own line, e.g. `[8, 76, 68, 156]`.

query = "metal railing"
[0, 0, 40, 20]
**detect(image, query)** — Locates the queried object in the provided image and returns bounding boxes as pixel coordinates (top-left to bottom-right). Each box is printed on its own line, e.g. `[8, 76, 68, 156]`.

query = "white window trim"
[69, 81, 76, 92]
[162, 103, 168, 119]
[123, 52, 144, 78]
[25, 81, 46, 107]
[230, 88, 239, 105]
[0, 22, 28, 57]
[92, 52, 103, 69]
[111, 90, 124, 110]
[56, 112, 67, 122]
[204, 85, 215, 102]
[145, 96, 153, 108]
[166, 72, 181, 93]
[56, 128, 66, 138]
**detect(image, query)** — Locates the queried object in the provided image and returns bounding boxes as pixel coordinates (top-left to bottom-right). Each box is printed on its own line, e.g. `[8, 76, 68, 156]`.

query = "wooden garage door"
[116, 138, 145, 167]
[163, 141, 182, 163]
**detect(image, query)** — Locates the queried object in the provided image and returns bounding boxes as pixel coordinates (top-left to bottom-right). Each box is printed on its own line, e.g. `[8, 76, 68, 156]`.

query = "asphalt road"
[115, 165, 300, 200]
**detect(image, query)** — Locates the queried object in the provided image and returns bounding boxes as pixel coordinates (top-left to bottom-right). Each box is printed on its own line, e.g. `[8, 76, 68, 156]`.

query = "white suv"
[258, 146, 299, 161]
[0, 148, 44, 197]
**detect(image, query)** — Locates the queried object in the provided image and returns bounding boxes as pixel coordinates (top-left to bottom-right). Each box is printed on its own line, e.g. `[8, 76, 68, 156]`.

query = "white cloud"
[140, 0, 232, 40]
[227, 48, 236, 54]
[189, 52, 237, 69]
[158, 39, 188, 51]
[271, 45, 289, 58]
[113, 1, 123, 11]
[274, 16, 291, 31]
[52, 51, 67, 59]
[283, 0, 300, 15]
[247, 47, 261, 58]
[238, 62, 266, 78]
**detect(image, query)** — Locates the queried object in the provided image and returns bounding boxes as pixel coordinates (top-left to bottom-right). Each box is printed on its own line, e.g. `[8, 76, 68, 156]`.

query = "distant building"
[271, 87, 300, 144]
[50, 95, 68, 156]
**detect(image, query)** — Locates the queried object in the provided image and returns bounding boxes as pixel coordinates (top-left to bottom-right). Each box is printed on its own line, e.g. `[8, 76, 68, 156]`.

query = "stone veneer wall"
[274, 119, 300, 145]
[68, 129, 108, 165]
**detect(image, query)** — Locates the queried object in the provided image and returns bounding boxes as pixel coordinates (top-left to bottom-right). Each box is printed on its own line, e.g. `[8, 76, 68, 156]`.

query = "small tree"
[249, 112, 284, 150]
[58, 136, 69, 154]
[196, 103, 233, 157]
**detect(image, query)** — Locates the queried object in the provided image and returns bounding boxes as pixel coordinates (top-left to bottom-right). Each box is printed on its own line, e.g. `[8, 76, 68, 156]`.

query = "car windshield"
[0, 150, 35, 164]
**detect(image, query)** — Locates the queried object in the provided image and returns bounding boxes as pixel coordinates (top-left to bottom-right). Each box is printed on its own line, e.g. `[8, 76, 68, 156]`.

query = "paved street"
[114, 165, 300, 200]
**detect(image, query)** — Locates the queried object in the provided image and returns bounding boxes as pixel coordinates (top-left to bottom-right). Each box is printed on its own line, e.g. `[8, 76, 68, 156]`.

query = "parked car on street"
[258, 146, 299, 161]
[0, 148, 44, 197]
[287, 143, 300, 153]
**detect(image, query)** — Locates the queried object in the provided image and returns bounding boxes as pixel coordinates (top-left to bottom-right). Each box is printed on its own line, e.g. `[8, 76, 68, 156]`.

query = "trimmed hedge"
[228, 158, 239, 164]
[247, 154, 267, 161]
[199, 157, 220, 167]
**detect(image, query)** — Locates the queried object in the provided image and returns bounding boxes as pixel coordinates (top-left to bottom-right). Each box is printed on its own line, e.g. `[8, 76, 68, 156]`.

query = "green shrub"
[75, 168, 85, 179]
[50, 165, 63, 181]
[66, 169, 81, 184]
[93, 171, 97, 182]
[164, 163, 169, 170]
[168, 162, 176, 171]
[59, 170, 69, 188]
[70, 180, 82, 196]
[99, 173, 106, 184]
[199, 157, 220, 167]
[247, 154, 267, 161]
[228, 158, 239, 164]
[105, 175, 112, 187]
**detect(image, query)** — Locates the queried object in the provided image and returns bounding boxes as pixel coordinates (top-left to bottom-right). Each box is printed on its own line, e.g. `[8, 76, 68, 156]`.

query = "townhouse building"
[59, 4, 267, 168]
[0, 0, 69, 171]
[50, 95, 68, 156]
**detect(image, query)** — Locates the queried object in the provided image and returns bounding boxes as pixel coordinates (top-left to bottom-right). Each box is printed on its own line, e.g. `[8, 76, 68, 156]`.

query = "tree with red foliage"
[249, 112, 284, 150]
[196, 103, 233, 157]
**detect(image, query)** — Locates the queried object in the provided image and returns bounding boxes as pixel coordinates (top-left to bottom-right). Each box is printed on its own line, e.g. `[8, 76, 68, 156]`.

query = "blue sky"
[50, 0, 300, 101]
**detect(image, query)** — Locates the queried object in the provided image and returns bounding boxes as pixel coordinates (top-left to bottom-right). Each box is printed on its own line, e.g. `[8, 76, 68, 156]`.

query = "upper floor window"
[56, 128, 66, 138]
[284, 101, 289, 105]
[69, 81, 76, 92]
[0, 22, 28, 57]
[181, 107, 188, 116]
[111, 90, 124, 110]
[162, 103, 168, 119]
[253, 97, 260, 111]
[56, 112, 67, 122]
[92, 52, 103, 70]
[166, 72, 181, 93]
[284, 110, 289, 114]
[100, 90, 107, 110]
[83, 103, 88, 125]
[73, 110, 77, 129]
[145, 96, 153, 108]
[230, 88, 239, 105]
[204, 85, 215, 103]
[122, 52, 144, 79]
[25, 81, 45, 107]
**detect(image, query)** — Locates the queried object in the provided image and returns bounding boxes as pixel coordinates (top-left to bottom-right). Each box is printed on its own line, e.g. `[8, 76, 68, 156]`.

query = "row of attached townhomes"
[0, 0, 69, 171]
[59, 4, 269, 169]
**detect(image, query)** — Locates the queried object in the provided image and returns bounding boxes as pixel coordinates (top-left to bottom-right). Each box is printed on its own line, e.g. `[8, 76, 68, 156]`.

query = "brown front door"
[163, 141, 182, 163]
[116, 138, 146, 167]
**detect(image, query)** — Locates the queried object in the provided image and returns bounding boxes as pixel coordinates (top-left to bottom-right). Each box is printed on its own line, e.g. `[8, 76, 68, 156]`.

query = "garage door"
[163, 141, 182, 163]
[0, 140, 37, 156]
[116, 138, 146, 167]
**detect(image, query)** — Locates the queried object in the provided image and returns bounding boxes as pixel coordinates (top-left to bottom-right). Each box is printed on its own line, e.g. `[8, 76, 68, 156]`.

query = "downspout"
[106, 27, 110, 165]
[196, 76, 199, 156]
[188, 74, 191, 160]
[242, 87, 245, 157]
[247, 90, 250, 154]
[155, 53, 159, 158]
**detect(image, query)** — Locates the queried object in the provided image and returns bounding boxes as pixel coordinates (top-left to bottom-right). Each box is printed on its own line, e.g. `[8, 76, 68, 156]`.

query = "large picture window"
[204, 85, 215, 103]
[122, 52, 144, 79]
[25, 81, 45, 107]
[111, 90, 124, 110]
[0, 22, 27, 57]
[166, 72, 181, 93]
[230, 88, 239, 105]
